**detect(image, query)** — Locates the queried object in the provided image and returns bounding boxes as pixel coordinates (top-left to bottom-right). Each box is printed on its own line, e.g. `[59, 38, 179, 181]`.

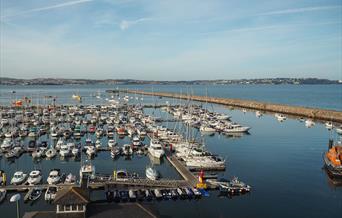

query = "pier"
[122, 90, 342, 123]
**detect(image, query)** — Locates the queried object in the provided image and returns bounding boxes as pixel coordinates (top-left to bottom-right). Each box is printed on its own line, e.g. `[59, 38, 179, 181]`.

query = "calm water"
[0, 84, 341, 110]
[0, 85, 341, 218]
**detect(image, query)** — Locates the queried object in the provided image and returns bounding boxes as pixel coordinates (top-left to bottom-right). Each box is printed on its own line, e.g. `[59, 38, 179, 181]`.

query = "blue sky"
[0, 0, 341, 80]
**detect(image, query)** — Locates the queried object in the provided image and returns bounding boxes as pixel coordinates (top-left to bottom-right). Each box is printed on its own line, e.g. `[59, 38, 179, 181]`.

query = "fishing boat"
[0, 189, 6, 203]
[29, 188, 42, 201]
[323, 139, 342, 178]
[44, 186, 57, 201]
[145, 167, 159, 180]
[10, 171, 27, 185]
[27, 170, 42, 185]
[47, 169, 61, 185]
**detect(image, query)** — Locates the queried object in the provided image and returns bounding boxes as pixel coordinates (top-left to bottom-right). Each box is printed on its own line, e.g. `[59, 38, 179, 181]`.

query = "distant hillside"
[0, 77, 340, 85]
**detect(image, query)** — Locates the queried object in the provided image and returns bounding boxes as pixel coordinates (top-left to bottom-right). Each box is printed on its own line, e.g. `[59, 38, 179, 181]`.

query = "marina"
[0, 85, 341, 218]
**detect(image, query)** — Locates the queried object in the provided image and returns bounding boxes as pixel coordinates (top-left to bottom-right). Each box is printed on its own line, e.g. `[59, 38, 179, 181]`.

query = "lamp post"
[10, 193, 21, 218]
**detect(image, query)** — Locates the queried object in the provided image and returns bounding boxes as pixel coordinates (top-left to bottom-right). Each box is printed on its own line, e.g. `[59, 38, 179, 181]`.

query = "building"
[54, 187, 89, 218]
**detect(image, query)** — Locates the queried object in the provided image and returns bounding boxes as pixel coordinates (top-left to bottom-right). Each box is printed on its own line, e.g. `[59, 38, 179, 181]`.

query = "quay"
[122, 90, 342, 123]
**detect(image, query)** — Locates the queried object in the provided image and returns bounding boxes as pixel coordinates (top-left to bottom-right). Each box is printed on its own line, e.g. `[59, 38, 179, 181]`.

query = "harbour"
[0, 85, 341, 218]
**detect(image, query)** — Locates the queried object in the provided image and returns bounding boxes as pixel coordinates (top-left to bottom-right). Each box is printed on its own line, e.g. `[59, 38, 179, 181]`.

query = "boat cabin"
[54, 187, 89, 218]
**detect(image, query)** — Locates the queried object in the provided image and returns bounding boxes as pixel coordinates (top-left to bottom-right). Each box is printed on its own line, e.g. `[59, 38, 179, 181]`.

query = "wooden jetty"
[123, 90, 342, 123]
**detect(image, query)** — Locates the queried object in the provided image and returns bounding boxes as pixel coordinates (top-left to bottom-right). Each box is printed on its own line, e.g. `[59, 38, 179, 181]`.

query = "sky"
[0, 0, 341, 80]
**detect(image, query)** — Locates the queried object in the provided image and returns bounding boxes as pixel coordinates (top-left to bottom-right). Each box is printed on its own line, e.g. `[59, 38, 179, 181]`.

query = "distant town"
[0, 77, 341, 86]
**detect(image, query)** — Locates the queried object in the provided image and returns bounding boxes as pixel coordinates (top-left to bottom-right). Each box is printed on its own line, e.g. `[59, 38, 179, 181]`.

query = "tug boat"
[323, 139, 342, 178]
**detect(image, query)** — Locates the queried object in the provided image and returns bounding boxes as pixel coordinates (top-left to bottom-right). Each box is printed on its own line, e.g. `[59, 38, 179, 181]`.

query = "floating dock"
[122, 90, 342, 123]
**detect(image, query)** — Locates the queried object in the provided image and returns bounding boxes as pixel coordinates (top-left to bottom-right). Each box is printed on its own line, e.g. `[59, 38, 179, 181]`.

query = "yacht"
[336, 126, 342, 135]
[256, 111, 262, 117]
[95, 140, 102, 149]
[72, 147, 80, 157]
[199, 125, 216, 133]
[1, 138, 12, 150]
[148, 140, 165, 159]
[80, 160, 96, 179]
[47, 169, 61, 185]
[32, 148, 45, 159]
[224, 123, 251, 133]
[10, 171, 27, 185]
[27, 170, 42, 185]
[145, 167, 159, 180]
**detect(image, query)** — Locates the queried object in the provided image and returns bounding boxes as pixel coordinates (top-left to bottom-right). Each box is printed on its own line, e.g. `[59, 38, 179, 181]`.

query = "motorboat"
[27, 170, 42, 185]
[219, 177, 251, 194]
[64, 173, 76, 184]
[145, 167, 159, 180]
[0, 189, 6, 203]
[132, 135, 141, 146]
[325, 122, 333, 130]
[108, 139, 116, 148]
[10, 171, 27, 185]
[55, 138, 64, 150]
[45, 148, 57, 158]
[1, 139, 12, 150]
[72, 147, 80, 157]
[154, 189, 162, 199]
[111, 147, 121, 158]
[305, 119, 315, 128]
[86, 146, 96, 157]
[255, 111, 263, 118]
[32, 148, 45, 159]
[336, 126, 342, 135]
[95, 140, 102, 149]
[122, 144, 133, 156]
[224, 123, 251, 133]
[5, 146, 23, 159]
[47, 169, 61, 185]
[128, 189, 136, 201]
[45, 186, 58, 201]
[275, 113, 286, 122]
[59, 144, 70, 157]
[148, 140, 165, 159]
[28, 188, 42, 201]
[80, 160, 96, 179]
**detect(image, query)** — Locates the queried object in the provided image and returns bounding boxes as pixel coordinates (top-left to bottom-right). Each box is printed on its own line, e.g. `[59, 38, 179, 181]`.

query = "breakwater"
[123, 90, 342, 123]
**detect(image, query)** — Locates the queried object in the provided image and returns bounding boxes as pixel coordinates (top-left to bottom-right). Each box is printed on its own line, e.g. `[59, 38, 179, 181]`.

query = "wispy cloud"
[1, 0, 93, 19]
[259, 5, 342, 16]
[119, 18, 152, 30]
